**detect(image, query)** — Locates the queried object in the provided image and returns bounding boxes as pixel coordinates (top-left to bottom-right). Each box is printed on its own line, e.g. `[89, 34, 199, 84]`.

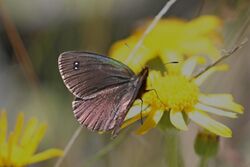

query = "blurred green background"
[0, 0, 250, 167]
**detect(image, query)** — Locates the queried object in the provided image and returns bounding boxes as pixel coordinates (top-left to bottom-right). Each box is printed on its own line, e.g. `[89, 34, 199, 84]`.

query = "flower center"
[157, 75, 199, 111]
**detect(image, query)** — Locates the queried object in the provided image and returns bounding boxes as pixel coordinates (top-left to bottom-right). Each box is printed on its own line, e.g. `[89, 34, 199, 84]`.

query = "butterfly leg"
[138, 98, 144, 125]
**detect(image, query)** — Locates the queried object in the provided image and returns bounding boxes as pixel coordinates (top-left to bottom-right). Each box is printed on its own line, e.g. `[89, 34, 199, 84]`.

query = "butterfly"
[58, 51, 148, 137]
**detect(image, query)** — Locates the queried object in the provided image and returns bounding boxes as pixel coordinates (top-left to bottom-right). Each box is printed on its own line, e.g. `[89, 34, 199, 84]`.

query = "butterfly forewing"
[58, 51, 134, 99]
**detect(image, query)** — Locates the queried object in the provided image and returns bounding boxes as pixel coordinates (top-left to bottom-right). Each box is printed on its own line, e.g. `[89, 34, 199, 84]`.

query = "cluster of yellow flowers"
[110, 15, 244, 137]
[0, 111, 63, 167]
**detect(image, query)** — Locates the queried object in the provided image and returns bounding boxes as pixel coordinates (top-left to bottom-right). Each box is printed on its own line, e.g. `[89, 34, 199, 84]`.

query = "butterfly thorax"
[133, 67, 149, 100]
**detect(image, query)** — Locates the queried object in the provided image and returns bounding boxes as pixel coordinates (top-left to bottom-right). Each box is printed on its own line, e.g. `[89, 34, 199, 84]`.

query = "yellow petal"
[199, 94, 243, 113]
[11, 145, 26, 166]
[182, 56, 205, 78]
[0, 111, 7, 144]
[194, 64, 228, 86]
[26, 123, 47, 156]
[12, 113, 24, 145]
[185, 15, 222, 35]
[195, 103, 237, 118]
[121, 115, 141, 129]
[0, 142, 8, 164]
[181, 37, 221, 59]
[109, 36, 154, 73]
[170, 110, 188, 130]
[28, 149, 63, 164]
[20, 118, 38, 146]
[141, 19, 185, 52]
[136, 109, 164, 135]
[188, 110, 232, 137]
[7, 132, 15, 163]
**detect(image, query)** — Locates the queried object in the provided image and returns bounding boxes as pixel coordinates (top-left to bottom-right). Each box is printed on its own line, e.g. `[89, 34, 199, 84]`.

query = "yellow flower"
[109, 14, 243, 137]
[0, 111, 63, 167]
[122, 57, 243, 137]
[110, 15, 222, 74]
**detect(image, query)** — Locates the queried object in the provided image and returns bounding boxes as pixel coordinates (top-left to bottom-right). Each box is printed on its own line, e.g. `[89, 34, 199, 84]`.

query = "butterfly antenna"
[163, 61, 179, 65]
[162, 61, 179, 74]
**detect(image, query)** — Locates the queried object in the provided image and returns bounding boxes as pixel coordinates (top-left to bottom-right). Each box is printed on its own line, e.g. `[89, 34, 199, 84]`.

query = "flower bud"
[194, 130, 219, 158]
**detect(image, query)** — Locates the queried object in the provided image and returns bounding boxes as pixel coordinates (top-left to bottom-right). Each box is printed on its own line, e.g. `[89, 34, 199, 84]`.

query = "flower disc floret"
[156, 75, 200, 111]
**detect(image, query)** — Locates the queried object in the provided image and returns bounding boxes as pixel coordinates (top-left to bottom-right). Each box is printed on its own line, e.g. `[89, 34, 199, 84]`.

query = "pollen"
[157, 75, 200, 111]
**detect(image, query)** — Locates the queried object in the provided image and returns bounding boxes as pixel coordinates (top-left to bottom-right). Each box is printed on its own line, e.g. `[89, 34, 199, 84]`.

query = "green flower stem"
[84, 131, 128, 167]
[199, 157, 208, 167]
[164, 129, 184, 167]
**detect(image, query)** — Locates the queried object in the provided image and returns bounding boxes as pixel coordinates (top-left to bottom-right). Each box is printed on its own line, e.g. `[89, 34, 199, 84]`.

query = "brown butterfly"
[58, 51, 148, 137]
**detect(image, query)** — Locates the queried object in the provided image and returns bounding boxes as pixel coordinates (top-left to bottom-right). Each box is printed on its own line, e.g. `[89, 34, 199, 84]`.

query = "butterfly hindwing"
[72, 82, 138, 135]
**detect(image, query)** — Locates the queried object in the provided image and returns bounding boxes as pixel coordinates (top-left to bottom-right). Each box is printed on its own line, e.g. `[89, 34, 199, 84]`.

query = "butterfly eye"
[73, 61, 80, 70]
